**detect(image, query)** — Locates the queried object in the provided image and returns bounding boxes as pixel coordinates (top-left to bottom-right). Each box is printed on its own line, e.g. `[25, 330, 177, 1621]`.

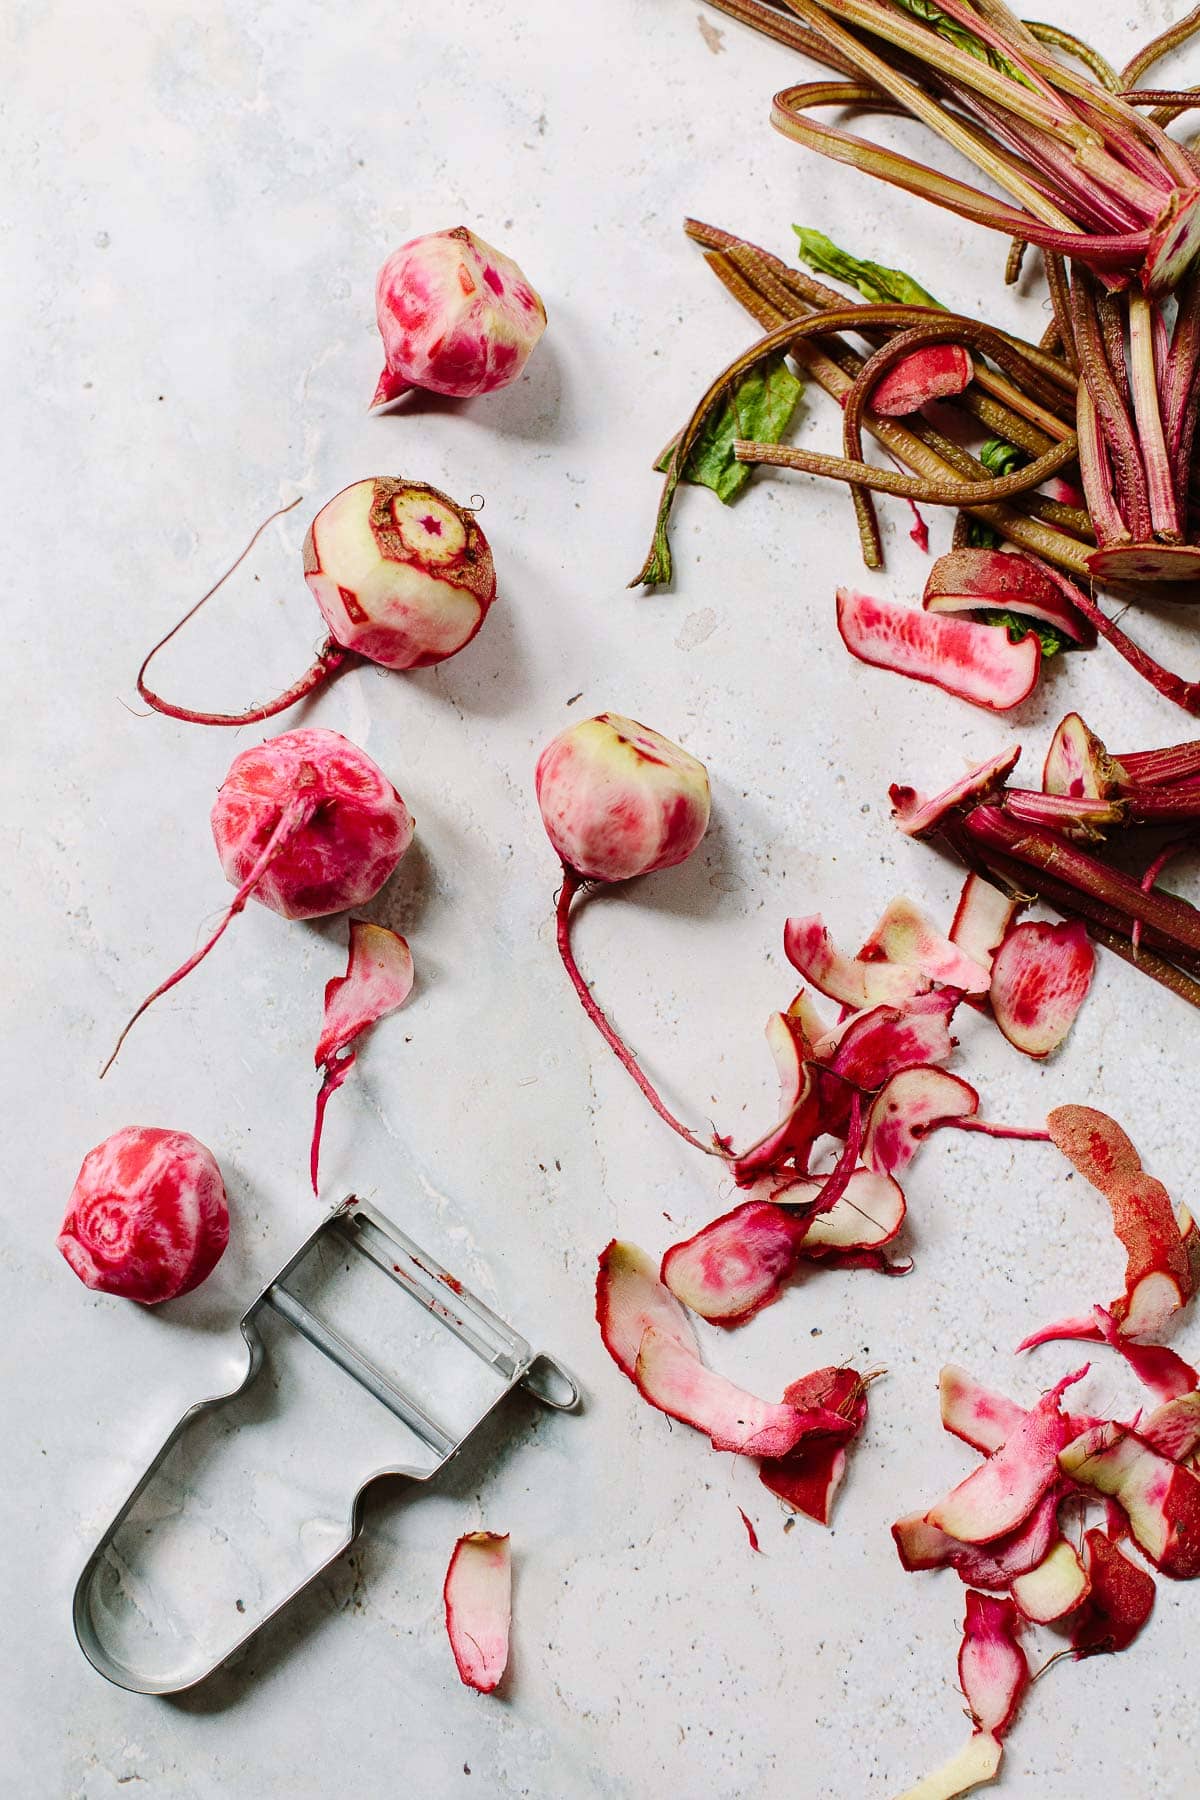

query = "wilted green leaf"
[792, 227, 941, 309]
[654, 353, 804, 504]
[891, 0, 1024, 80]
[981, 609, 1070, 656]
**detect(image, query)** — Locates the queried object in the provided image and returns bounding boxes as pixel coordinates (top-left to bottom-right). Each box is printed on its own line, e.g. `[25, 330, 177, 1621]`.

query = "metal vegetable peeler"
[73, 1196, 579, 1694]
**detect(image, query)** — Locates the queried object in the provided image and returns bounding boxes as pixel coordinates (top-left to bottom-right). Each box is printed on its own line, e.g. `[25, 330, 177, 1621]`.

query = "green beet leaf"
[792, 227, 941, 309]
[654, 353, 803, 505]
[981, 609, 1070, 656]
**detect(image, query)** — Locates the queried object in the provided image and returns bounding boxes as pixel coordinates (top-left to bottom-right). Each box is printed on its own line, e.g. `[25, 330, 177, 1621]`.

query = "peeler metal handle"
[72, 1196, 579, 1695]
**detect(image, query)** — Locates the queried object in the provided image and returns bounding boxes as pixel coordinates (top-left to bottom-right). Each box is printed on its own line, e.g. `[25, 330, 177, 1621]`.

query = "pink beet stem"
[810, 1088, 864, 1215]
[1128, 782, 1200, 823]
[1117, 740, 1200, 786]
[100, 788, 318, 1077]
[927, 1117, 1052, 1143]
[1133, 832, 1200, 952]
[310, 1054, 353, 1195]
[1039, 584, 1200, 717]
[555, 869, 726, 1158]
[136, 497, 356, 726]
[962, 805, 1200, 955]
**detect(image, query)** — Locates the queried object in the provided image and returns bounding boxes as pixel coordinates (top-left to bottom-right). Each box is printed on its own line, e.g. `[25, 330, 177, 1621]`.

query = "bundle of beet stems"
[637, 1, 1200, 706]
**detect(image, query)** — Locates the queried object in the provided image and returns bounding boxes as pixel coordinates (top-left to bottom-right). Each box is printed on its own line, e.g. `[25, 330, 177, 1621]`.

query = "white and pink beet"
[373, 226, 546, 405]
[536, 713, 711, 882]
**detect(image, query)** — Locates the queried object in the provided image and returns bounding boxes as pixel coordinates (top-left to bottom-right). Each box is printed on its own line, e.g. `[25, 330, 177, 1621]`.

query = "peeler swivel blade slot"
[264, 1282, 457, 1459]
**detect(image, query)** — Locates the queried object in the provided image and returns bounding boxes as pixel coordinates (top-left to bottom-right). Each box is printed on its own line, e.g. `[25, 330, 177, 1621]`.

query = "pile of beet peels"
[582, 776, 1198, 1793]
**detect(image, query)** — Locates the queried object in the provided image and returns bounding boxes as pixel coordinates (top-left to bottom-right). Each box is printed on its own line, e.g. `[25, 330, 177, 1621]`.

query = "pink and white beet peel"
[58, 1127, 229, 1305]
[103, 728, 413, 1074]
[373, 226, 546, 406]
[538, 713, 718, 1153]
[138, 479, 495, 727]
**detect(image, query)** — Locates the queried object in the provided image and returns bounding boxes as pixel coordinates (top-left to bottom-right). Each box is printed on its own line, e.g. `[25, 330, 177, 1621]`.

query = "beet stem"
[100, 790, 317, 1077]
[135, 496, 357, 726]
[804, 1089, 864, 1216]
[311, 1058, 351, 1196]
[962, 804, 1200, 954]
[1087, 921, 1200, 1008]
[554, 869, 725, 1157]
[1053, 585, 1200, 716]
[928, 1117, 1052, 1143]
[139, 638, 351, 727]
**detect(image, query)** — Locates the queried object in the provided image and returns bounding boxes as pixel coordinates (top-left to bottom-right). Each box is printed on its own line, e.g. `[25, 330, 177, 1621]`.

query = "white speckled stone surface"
[5, 0, 1199, 1793]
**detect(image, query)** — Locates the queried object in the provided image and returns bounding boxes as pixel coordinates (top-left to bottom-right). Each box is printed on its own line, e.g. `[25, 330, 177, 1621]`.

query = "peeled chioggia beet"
[58, 1127, 229, 1304]
[103, 729, 413, 1073]
[537, 713, 710, 883]
[211, 729, 413, 919]
[373, 227, 546, 406]
[303, 479, 495, 671]
[138, 480, 496, 727]
[541, 717, 718, 1155]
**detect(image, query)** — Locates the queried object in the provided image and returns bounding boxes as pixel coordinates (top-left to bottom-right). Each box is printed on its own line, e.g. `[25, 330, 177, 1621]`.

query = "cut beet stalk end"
[871, 344, 973, 417]
[1088, 543, 1200, 584]
[924, 549, 1093, 645]
[1042, 713, 1124, 799]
